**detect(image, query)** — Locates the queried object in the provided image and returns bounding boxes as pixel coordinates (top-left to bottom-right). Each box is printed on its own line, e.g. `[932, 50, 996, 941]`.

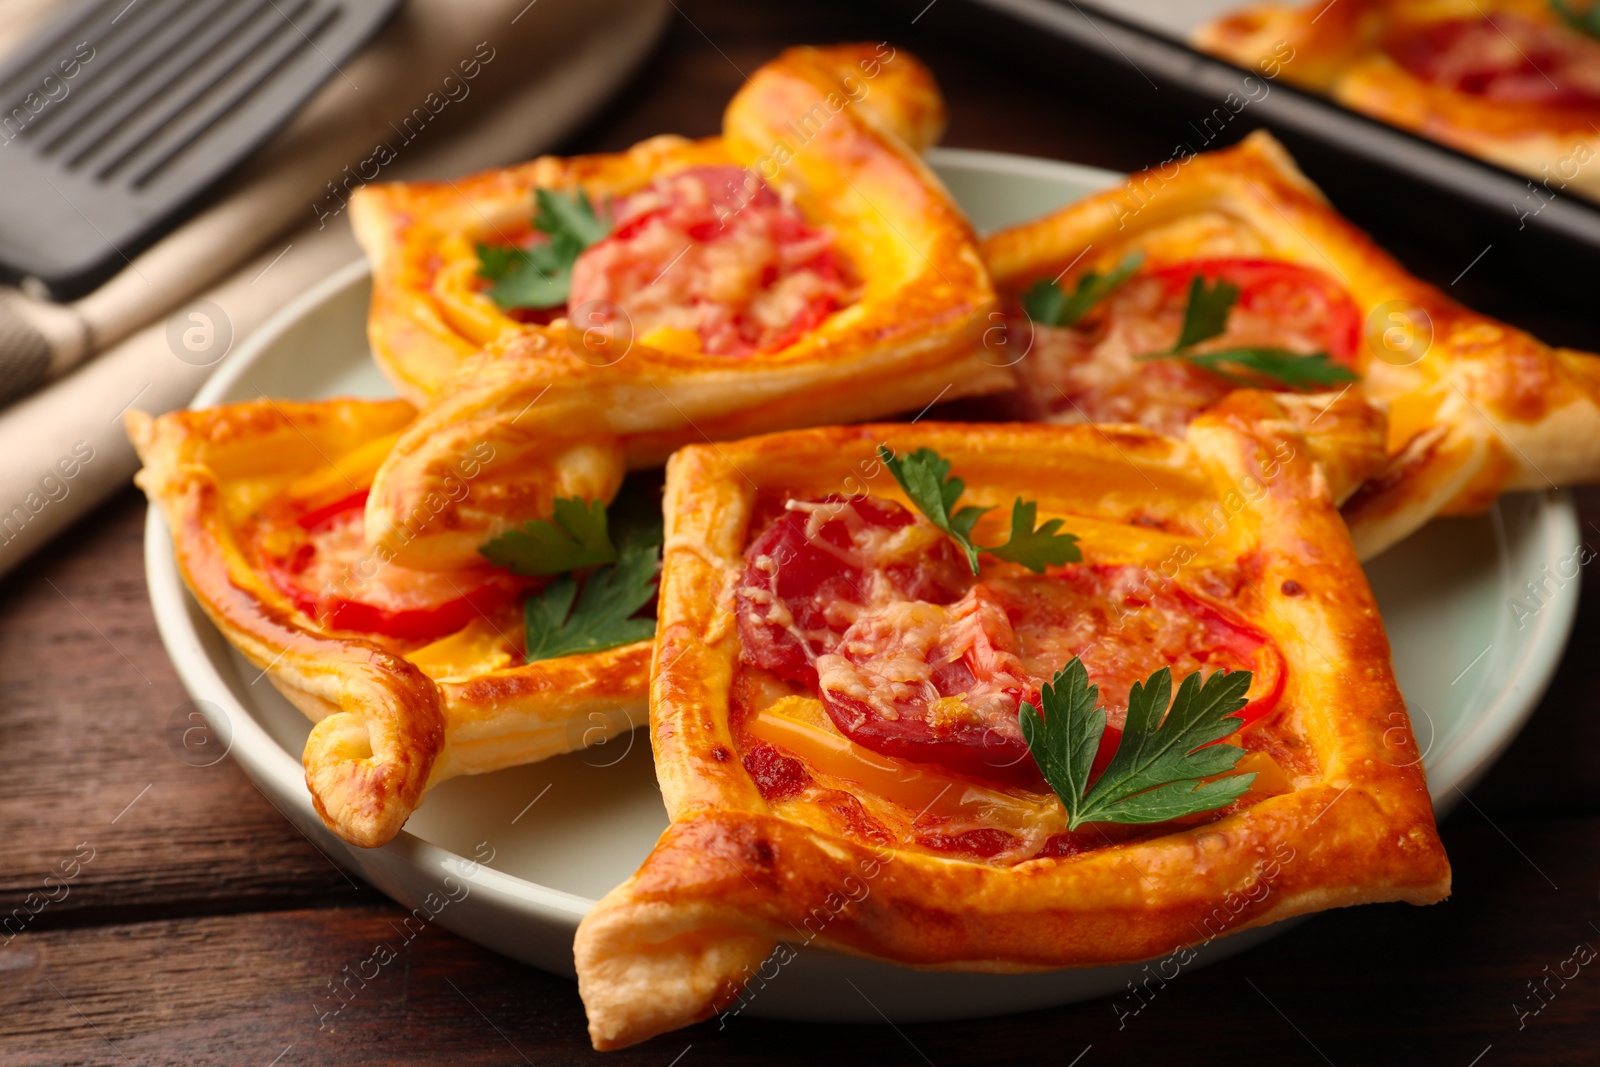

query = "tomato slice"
[1388, 15, 1600, 109]
[1017, 256, 1360, 434]
[1146, 258, 1360, 364]
[734, 494, 968, 688]
[734, 496, 1285, 789]
[566, 165, 850, 357]
[257, 489, 527, 643]
[292, 489, 370, 532]
[1171, 585, 1286, 733]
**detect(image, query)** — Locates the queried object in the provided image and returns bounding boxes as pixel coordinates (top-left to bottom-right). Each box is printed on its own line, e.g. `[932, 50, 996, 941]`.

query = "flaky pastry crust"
[128, 399, 649, 848]
[1194, 0, 1600, 200]
[573, 401, 1448, 1050]
[350, 42, 983, 401]
[982, 130, 1600, 558]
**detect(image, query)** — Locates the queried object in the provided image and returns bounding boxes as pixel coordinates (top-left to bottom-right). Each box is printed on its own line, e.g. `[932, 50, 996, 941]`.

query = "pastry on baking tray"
[127, 399, 654, 848]
[350, 41, 998, 404]
[573, 404, 1448, 1050]
[980, 130, 1600, 558]
[1193, 0, 1600, 201]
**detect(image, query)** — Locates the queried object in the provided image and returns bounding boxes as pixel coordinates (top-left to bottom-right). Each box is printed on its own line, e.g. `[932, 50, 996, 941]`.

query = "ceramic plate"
[144, 149, 1580, 1022]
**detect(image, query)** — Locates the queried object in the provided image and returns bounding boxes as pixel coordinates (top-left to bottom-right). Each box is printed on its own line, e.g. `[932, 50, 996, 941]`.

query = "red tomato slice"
[1389, 15, 1600, 109]
[734, 497, 1285, 789]
[1018, 256, 1361, 434]
[734, 494, 968, 688]
[1171, 585, 1286, 733]
[1146, 258, 1361, 364]
[258, 490, 527, 643]
[566, 165, 850, 357]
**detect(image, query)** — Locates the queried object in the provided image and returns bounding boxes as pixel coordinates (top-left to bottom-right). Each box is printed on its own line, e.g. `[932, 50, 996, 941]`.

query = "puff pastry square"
[351, 41, 999, 401]
[1194, 0, 1600, 201]
[982, 130, 1600, 558]
[127, 399, 649, 848]
[573, 397, 1448, 1050]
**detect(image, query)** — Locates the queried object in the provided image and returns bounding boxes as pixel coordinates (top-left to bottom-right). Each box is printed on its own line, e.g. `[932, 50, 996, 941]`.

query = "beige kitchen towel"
[0, 0, 670, 576]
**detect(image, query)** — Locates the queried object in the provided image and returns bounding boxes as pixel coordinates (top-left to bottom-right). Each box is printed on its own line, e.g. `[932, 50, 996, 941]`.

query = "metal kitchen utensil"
[0, 0, 403, 300]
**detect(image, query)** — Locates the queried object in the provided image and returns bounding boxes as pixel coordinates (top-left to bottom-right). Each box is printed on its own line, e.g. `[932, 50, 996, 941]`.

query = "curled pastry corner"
[576, 891, 774, 1051]
[127, 399, 652, 847]
[363, 337, 625, 571]
[127, 401, 439, 848]
[363, 342, 631, 573]
[776, 41, 948, 155]
[982, 129, 1600, 559]
[1344, 342, 1600, 558]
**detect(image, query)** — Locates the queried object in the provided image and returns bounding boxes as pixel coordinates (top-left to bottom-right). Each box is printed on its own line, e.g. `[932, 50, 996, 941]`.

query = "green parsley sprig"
[1021, 251, 1144, 328]
[1141, 273, 1357, 391]
[476, 188, 610, 310]
[1019, 657, 1256, 830]
[479, 497, 616, 576]
[1551, 0, 1600, 38]
[1180, 347, 1359, 390]
[876, 445, 1081, 575]
[521, 540, 659, 662]
[479, 484, 662, 663]
[1017, 655, 1254, 831]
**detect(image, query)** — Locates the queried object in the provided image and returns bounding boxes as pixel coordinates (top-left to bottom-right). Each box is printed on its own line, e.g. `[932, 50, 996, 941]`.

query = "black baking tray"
[906, 0, 1600, 328]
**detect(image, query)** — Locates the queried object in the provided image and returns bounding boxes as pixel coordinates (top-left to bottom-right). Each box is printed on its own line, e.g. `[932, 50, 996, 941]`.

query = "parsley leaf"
[984, 498, 1082, 571]
[522, 540, 659, 662]
[1551, 0, 1600, 38]
[536, 186, 611, 248]
[1179, 348, 1357, 390]
[1143, 272, 1358, 392]
[877, 445, 1081, 575]
[1019, 658, 1256, 830]
[1173, 274, 1239, 350]
[479, 481, 664, 663]
[1021, 251, 1145, 328]
[479, 497, 617, 576]
[877, 445, 990, 572]
[476, 188, 610, 310]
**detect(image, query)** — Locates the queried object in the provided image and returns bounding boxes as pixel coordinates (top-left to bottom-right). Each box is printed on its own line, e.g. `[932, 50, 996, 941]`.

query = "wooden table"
[4, 2, 1598, 1063]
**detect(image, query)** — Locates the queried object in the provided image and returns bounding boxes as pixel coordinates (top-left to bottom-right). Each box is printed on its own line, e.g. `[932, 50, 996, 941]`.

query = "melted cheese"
[566, 167, 852, 356]
[744, 497, 948, 674]
[408, 617, 516, 681]
[817, 587, 1028, 735]
[747, 698, 1061, 830]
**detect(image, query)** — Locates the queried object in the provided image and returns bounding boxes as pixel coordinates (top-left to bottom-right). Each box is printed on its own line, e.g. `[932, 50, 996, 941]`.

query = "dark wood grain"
[0, 812, 1594, 1067]
[4, 1, 1600, 1063]
[0, 485, 381, 928]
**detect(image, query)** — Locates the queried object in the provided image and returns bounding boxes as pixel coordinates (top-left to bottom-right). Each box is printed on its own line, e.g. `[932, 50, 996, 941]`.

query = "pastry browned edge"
[575, 397, 1447, 1049]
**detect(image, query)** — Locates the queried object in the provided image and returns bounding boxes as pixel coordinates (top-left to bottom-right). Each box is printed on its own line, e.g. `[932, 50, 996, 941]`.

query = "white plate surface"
[144, 149, 1580, 1022]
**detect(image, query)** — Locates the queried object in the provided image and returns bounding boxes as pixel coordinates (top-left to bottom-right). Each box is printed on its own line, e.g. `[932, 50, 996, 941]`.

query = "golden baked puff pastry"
[349, 41, 980, 402]
[573, 399, 1449, 1050]
[980, 130, 1600, 558]
[126, 399, 651, 848]
[355, 44, 1009, 573]
[1194, 0, 1600, 201]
